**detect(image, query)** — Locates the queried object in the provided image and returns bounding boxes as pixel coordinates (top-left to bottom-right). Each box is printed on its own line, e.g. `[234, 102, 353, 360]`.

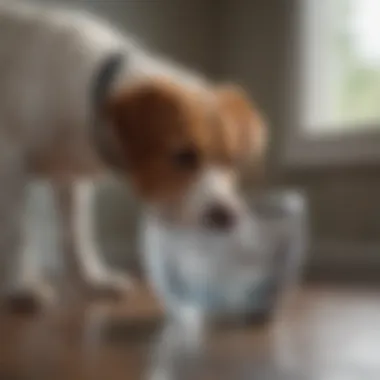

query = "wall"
[218, 0, 380, 275]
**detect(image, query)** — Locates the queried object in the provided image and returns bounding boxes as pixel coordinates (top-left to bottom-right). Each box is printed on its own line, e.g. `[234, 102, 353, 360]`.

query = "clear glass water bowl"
[142, 190, 308, 324]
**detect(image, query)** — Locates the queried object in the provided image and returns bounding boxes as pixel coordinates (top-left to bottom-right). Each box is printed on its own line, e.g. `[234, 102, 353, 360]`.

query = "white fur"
[182, 166, 244, 226]
[0, 2, 207, 307]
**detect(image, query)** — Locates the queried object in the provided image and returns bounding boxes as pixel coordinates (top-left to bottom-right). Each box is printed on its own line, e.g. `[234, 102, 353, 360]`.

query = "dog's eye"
[172, 148, 199, 170]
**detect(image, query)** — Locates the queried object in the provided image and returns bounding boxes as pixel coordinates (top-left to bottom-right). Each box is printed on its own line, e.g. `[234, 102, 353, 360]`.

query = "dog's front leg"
[1, 179, 56, 312]
[55, 180, 133, 299]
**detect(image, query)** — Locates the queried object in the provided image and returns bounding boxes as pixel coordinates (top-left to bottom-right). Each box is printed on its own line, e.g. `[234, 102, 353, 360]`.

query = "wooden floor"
[1, 285, 380, 380]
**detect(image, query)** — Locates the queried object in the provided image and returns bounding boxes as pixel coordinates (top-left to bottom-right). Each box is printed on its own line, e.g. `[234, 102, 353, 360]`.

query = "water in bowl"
[142, 191, 307, 325]
[142, 214, 282, 323]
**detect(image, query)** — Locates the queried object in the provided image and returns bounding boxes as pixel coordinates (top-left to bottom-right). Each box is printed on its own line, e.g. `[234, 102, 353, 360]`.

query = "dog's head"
[105, 78, 267, 231]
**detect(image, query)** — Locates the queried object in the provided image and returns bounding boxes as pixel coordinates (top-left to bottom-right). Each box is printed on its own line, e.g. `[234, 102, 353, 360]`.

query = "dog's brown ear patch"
[104, 81, 184, 165]
[105, 82, 175, 146]
[102, 80, 209, 201]
[215, 85, 267, 166]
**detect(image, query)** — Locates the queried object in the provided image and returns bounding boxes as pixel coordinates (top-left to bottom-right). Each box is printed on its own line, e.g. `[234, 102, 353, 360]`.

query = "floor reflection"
[145, 317, 302, 380]
[3, 287, 380, 380]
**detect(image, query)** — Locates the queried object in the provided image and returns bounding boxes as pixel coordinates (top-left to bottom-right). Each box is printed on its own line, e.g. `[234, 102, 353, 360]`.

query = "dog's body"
[0, 2, 266, 309]
[0, 2, 204, 178]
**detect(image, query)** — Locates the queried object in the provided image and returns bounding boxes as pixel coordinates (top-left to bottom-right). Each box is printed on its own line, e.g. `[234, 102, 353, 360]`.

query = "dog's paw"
[83, 270, 134, 301]
[1, 281, 56, 314]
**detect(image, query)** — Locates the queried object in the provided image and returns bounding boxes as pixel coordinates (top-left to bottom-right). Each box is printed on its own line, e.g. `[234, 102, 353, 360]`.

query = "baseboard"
[309, 240, 380, 266]
[103, 238, 380, 282]
[306, 240, 380, 283]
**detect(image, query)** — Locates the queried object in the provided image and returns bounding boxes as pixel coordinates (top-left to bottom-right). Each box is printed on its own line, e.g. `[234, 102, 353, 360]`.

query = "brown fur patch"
[105, 79, 266, 203]
[215, 84, 267, 165]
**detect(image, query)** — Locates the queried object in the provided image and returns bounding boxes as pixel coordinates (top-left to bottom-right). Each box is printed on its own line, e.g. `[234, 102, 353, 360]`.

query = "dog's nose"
[202, 203, 237, 231]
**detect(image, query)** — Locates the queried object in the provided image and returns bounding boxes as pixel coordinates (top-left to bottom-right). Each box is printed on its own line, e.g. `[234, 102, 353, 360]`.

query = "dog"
[0, 1, 267, 310]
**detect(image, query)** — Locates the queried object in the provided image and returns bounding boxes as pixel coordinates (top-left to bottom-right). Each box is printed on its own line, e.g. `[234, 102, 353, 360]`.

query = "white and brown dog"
[0, 1, 267, 310]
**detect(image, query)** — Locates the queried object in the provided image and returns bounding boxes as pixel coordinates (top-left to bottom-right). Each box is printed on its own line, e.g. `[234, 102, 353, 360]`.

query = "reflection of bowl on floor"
[142, 190, 308, 325]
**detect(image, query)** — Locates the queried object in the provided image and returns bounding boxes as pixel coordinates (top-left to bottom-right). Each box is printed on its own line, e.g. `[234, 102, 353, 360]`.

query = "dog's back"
[0, 2, 129, 177]
[0, 1, 208, 179]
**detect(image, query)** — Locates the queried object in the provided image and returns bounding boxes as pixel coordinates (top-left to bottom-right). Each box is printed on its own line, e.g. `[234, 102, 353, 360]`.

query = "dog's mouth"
[146, 201, 247, 237]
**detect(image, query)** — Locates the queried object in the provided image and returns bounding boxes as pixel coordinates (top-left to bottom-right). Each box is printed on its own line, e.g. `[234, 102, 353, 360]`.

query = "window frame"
[283, 0, 380, 167]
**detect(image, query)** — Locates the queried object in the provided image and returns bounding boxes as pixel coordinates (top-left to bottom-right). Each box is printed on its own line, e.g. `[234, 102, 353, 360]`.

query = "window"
[285, 0, 380, 165]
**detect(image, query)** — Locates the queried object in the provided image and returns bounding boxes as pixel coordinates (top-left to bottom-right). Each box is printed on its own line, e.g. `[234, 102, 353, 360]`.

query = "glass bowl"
[142, 190, 308, 325]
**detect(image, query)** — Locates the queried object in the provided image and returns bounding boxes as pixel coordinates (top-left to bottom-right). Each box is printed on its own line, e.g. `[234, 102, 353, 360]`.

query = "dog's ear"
[104, 82, 179, 161]
[105, 83, 168, 142]
[103, 80, 199, 180]
[215, 84, 268, 167]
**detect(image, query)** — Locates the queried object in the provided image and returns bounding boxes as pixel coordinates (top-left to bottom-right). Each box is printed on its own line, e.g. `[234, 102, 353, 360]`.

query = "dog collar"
[92, 52, 125, 112]
[91, 52, 127, 171]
